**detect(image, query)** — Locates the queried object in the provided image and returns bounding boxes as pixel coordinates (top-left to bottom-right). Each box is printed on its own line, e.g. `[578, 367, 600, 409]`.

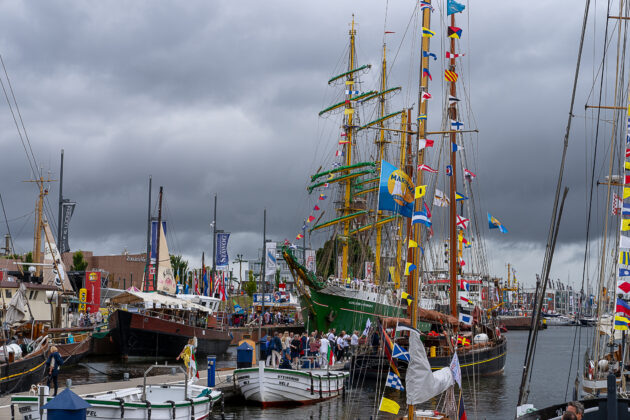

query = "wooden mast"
[25, 175, 55, 277]
[448, 13, 459, 320]
[341, 16, 357, 281]
[154, 186, 164, 293]
[375, 43, 388, 285]
[408, 2, 432, 417]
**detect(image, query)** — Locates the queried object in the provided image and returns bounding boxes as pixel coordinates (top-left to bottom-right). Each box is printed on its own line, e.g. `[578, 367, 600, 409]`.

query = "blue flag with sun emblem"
[378, 160, 415, 218]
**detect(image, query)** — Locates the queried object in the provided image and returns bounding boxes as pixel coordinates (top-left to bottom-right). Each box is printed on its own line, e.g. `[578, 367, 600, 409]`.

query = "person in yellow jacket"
[176, 338, 199, 380]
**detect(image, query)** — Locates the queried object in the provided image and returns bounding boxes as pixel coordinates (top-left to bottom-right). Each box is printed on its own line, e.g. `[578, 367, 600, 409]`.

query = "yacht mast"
[448, 13, 459, 319]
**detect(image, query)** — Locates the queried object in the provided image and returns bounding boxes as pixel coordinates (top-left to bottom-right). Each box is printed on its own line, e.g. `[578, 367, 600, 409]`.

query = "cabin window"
[5, 290, 11, 298]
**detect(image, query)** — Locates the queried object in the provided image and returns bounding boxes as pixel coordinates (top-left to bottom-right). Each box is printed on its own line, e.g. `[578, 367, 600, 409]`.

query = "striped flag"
[418, 138, 434, 149]
[615, 315, 629, 330]
[422, 27, 435, 37]
[445, 70, 459, 82]
[418, 164, 438, 173]
[446, 51, 465, 59]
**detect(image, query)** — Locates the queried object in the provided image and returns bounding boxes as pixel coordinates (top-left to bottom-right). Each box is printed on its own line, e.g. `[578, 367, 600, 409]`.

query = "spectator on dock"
[327, 329, 336, 342]
[319, 334, 330, 365]
[282, 332, 291, 360]
[290, 334, 302, 367]
[566, 401, 584, 420]
[370, 329, 380, 354]
[308, 332, 320, 357]
[269, 332, 282, 367]
[300, 332, 308, 359]
[350, 331, 359, 356]
[561, 412, 577, 420]
[335, 333, 345, 362]
[176, 338, 199, 380]
[45, 346, 64, 396]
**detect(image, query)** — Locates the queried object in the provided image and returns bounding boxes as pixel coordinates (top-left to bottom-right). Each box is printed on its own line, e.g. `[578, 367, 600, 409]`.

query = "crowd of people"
[263, 328, 361, 368]
[67, 310, 104, 328]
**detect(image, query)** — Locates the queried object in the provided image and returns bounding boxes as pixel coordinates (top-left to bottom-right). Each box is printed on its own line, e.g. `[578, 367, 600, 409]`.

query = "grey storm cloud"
[0, 0, 621, 287]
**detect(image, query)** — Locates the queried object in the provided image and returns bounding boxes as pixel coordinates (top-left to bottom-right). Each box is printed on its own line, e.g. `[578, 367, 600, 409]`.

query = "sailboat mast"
[375, 43, 388, 285]
[154, 186, 164, 293]
[144, 175, 152, 290]
[341, 17, 357, 281]
[448, 13, 459, 319]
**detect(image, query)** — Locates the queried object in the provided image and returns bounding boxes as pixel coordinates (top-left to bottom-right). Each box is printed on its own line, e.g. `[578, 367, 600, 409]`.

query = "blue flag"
[392, 344, 410, 362]
[412, 210, 432, 227]
[203, 271, 209, 296]
[422, 51, 437, 61]
[386, 371, 405, 391]
[621, 268, 630, 277]
[447, 0, 465, 15]
[488, 213, 508, 233]
[378, 160, 415, 218]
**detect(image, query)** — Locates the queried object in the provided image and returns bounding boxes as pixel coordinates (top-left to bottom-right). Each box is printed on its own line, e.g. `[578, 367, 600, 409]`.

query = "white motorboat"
[234, 361, 349, 407]
[11, 364, 222, 420]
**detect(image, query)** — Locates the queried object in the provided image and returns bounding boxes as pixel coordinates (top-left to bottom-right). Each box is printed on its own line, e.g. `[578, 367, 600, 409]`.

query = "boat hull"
[56, 336, 92, 366]
[0, 346, 48, 396]
[299, 287, 402, 334]
[11, 383, 221, 420]
[350, 336, 507, 380]
[234, 363, 348, 406]
[109, 310, 232, 359]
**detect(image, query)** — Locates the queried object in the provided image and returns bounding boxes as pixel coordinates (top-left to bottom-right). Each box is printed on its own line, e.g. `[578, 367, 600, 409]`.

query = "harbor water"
[56, 326, 592, 419]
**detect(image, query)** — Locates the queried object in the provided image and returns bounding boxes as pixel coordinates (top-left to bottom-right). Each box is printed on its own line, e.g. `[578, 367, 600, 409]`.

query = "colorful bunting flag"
[488, 213, 508, 233]
[446, 165, 453, 176]
[455, 192, 468, 201]
[418, 164, 438, 173]
[435, 189, 449, 207]
[379, 397, 400, 415]
[625, 187, 630, 200]
[385, 371, 405, 390]
[452, 143, 463, 152]
[622, 235, 630, 249]
[464, 168, 476, 181]
[401, 291, 414, 305]
[418, 114, 427, 121]
[404, 262, 417, 275]
[621, 268, 630, 277]
[459, 312, 472, 325]
[448, 26, 463, 38]
[421, 92, 432, 101]
[621, 251, 630, 265]
[307, 215, 315, 223]
[615, 315, 629, 330]
[296, 234, 304, 240]
[422, 27, 435, 37]
[460, 296, 471, 305]
[313, 205, 321, 211]
[392, 344, 410, 362]
[415, 185, 427, 199]
[422, 67, 432, 81]
[423, 51, 437, 60]
[344, 108, 354, 115]
[319, 194, 327, 200]
[618, 280, 630, 294]
[451, 120, 464, 130]
[447, 0, 466, 15]
[420, 1, 434, 11]
[622, 219, 630, 231]
[445, 70, 459, 82]
[446, 51, 465, 59]
[626, 161, 630, 170]
[408, 239, 418, 248]
[456, 215, 470, 229]
[345, 90, 359, 95]
[449, 95, 460, 105]
[617, 298, 630, 317]
[424, 202, 432, 218]
[418, 138, 434, 149]
[412, 210, 432, 226]
[335, 150, 343, 157]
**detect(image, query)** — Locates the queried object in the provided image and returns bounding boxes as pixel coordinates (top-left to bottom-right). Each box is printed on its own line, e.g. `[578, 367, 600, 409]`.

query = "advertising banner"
[305, 249, 316, 273]
[216, 232, 230, 268]
[378, 160, 415, 218]
[85, 271, 101, 314]
[265, 242, 277, 276]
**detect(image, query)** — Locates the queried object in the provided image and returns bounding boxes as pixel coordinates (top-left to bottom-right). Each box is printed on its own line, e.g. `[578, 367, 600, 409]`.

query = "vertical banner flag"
[305, 249, 316, 273]
[150, 221, 167, 263]
[215, 232, 230, 268]
[265, 242, 277, 277]
[365, 261, 374, 281]
[378, 160, 415, 218]
[59, 200, 76, 254]
[85, 271, 101, 314]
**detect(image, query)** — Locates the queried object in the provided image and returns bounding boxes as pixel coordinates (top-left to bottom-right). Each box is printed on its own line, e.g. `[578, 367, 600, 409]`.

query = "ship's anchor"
[327, 310, 337, 322]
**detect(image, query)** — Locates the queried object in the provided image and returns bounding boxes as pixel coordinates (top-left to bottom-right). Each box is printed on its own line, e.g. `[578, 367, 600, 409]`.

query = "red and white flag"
[460, 296, 471, 304]
[613, 193, 623, 215]
[421, 92, 432, 101]
[456, 215, 469, 229]
[418, 164, 438, 173]
[626, 148, 630, 158]
[335, 150, 343, 157]
[464, 168, 476, 181]
[418, 138, 435, 149]
[618, 280, 630, 294]
[446, 51, 465, 59]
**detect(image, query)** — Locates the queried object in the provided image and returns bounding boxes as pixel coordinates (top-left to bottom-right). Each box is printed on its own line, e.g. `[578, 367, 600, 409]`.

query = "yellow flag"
[622, 219, 630, 231]
[401, 291, 414, 305]
[408, 239, 418, 248]
[345, 80, 354, 85]
[344, 108, 354, 115]
[626, 161, 630, 171]
[379, 397, 400, 414]
[328, 173, 335, 180]
[627, 105, 630, 116]
[625, 187, 630, 200]
[615, 315, 629, 330]
[415, 185, 427, 199]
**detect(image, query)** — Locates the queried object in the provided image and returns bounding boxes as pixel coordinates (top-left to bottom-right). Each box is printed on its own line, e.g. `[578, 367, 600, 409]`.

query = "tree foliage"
[170, 254, 189, 276]
[244, 270, 257, 297]
[315, 236, 374, 279]
[71, 250, 88, 271]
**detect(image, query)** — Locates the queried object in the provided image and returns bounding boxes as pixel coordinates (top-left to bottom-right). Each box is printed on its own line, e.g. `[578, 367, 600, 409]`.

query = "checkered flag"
[386, 371, 405, 391]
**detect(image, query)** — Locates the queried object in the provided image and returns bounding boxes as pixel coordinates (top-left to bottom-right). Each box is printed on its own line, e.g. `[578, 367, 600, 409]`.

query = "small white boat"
[11, 365, 222, 420]
[543, 315, 575, 326]
[234, 361, 349, 407]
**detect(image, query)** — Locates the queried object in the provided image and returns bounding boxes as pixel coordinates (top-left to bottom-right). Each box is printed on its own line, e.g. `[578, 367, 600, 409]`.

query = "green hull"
[300, 287, 407, 334]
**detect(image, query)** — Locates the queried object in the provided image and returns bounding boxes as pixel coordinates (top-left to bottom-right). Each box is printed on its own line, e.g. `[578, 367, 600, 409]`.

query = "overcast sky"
[0, 1, 625, 290]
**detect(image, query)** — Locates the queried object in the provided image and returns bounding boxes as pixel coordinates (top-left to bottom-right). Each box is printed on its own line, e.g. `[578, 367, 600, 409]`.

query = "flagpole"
[448, 12, 459, 322]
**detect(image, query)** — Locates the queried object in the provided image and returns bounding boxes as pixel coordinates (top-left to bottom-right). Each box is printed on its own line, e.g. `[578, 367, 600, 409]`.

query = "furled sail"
[156, 223, 176, 294]
[42, 221, 72, 291]
[403, 326, 454, 405]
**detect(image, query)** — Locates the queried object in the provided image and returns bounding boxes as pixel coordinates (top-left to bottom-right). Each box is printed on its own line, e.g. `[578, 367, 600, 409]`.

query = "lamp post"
[236, 254, 245, 292]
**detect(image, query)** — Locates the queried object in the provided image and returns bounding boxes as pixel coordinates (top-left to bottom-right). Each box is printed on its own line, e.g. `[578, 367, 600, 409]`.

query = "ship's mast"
[25, 175, 55, 277]
[341, 17, 357, 281]
[448, 12, 459, 319]
[408, 2, 432, 417]
[154, 186, 164, 292]
[374, 43, 388, 285]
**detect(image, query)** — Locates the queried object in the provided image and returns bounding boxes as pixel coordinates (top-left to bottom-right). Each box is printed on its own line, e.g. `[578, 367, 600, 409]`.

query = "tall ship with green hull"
[286, 5, 507, 378]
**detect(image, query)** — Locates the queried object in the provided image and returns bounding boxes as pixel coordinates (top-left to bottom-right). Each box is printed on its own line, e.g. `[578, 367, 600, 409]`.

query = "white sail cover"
[404, 326, 454, 405]
[42, 221, 72, 291]
[156, 223, 176, 294]
[5, 283, 28, 325]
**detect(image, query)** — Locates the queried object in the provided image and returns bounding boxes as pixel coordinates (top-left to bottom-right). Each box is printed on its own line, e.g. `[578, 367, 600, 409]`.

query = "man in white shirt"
[350, 330, 359, 356]
[319, 335, 329, 366]
[336, 333, 345, 362]
[327, 328, 336, 343]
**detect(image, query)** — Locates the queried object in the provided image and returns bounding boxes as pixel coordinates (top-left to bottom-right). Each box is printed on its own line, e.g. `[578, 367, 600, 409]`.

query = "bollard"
[66, 378, 72, 389]
[38, 385, 49, 420]
[123, 372, 130, 381]
[171, 367, 177, 376]
[207, 355, 216, 387]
